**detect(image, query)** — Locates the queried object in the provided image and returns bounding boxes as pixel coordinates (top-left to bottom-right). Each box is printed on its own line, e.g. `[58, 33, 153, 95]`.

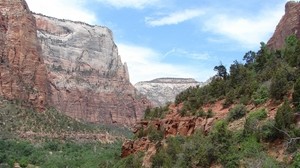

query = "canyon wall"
[267, 1, 300, 50]
[0, 0, 48, 111]
[34, 14, 150, 126]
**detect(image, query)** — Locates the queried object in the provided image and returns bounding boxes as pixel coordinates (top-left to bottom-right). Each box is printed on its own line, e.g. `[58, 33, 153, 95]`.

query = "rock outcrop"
[0, 0, 48, 111]
[267, 1, 300, 50]
[34, 14, 150, 126]
[135, 78, 202, 107]
[121, 104, 215, 165]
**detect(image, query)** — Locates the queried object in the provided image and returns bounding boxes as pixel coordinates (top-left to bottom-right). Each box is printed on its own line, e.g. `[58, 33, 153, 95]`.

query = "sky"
[26, 0, 290, 84]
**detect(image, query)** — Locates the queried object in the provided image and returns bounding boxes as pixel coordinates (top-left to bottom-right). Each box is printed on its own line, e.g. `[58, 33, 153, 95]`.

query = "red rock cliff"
[0, 0, 48, 110]
[267, 1, 300, 50]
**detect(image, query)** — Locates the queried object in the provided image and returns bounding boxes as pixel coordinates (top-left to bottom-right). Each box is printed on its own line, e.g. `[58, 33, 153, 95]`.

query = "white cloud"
[96, 0, 161, 9]
[146, 9, 205, 27]
[117, 43, 212, 84]
[26, 0, 97, 24]
[203, 3, 285, 48]
[164, 48, 210, 60]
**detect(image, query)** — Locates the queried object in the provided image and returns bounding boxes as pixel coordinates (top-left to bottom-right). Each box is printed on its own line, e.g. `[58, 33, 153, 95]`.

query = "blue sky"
[27, 0, 290, 84]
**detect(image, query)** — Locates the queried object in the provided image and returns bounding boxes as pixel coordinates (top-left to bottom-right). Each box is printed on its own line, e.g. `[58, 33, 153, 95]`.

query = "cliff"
[34, 14, 151, 126]
[267, 1, 300, 50]
[135, 78, 202, 107]
[0, 0, 48, 111]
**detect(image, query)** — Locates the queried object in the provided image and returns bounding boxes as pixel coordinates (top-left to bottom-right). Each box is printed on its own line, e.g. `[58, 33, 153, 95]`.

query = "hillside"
[118, 2, 300, 167]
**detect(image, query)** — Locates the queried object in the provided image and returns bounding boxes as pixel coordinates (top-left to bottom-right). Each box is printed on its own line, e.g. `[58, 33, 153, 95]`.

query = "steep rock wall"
[267, 1, 300, 50]
[0, 0, 48, 111]
[34, 14, 150, 126]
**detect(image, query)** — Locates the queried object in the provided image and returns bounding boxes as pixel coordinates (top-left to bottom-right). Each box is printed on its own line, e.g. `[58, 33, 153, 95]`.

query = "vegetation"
[227, 104, 247, 122]
[0, 139, 122, 168]
[0, 99, 133, 167]
[130, 35, 300, 167]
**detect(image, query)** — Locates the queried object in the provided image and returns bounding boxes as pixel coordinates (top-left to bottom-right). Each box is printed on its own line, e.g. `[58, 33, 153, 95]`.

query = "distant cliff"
[135, 78, 202, 107]
[34, 14, 151, 126]
[267, 1, 300, 50]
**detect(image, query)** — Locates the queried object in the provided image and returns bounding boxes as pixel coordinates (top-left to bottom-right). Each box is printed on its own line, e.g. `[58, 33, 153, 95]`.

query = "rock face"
[34, 14, 150, 126]
[121, 103, 215, 167]
[135, 78, 202, 107]
[267, 1, 300, 50]
[0, 0, 48, 111]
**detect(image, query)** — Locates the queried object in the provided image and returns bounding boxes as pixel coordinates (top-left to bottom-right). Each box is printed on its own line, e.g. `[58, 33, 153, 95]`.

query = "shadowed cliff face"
[34, 14, 151, 126]
[0, 0, 48, 111]
[267, 1, 300, 50]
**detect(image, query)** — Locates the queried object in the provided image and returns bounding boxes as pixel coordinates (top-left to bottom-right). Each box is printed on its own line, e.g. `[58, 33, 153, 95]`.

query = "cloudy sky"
[26, 0, 289, 84]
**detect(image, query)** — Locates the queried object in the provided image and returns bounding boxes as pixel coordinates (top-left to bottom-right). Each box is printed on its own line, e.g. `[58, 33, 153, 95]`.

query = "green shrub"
[223, 90, 235, 108]
[292, 152, 300, 167]
[275, 100, 293, 130]
[260, 120, 279, 142]
[227, 104, 247, 122]
[248, 109, 267, 120]
[270, 68, 289, 100]
[244, 109, 268, 137]
[207, 108, 214, 118]
[252, 85, 269, 105]
[148, 125, 164, 142]
[293, 77, 300, 111]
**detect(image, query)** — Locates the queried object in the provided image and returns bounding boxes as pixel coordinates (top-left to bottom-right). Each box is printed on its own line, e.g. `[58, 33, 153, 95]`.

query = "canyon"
[0, 0, 151, 126]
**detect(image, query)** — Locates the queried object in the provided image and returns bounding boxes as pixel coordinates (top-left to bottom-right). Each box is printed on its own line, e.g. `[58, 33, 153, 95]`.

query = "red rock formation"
[0, 0, 48, 111]
[267, 1, 300, 50]
[121, 111, 215, 158]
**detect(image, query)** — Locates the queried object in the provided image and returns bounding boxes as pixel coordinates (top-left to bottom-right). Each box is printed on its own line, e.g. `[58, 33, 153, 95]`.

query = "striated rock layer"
[0, 0, 48, 111]
[267, 1, 300, 50]
[135, 78, 202, 107]
[34, 14, 151, 126]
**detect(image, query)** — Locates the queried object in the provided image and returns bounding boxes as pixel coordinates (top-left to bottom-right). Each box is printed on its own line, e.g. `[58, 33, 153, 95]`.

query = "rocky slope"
[267, 1, 300, 50]
[135, 78, 202, 107]
[0, 0, 48, 111]
[34, 14, 151, 126]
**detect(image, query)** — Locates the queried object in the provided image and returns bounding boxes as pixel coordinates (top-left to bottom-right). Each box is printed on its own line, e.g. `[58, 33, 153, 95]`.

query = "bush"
[260, 120, 279, 142]
[275, 100, 293, 130]
[248, 109, 267, 120]
[252, 85, 269, 105]
[148, 125, 164, 142]
[244, 109, 267, 137]
[227, 104, 247, 122]
[293, 77, 300, 111]
[270, 69, 289, 100]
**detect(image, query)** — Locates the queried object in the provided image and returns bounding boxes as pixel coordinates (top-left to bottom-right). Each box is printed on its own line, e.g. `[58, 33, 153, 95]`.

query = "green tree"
[275, 100, 293, 130]
[270, 68, 289, 100]
[214, 64, 228, 80]
[293, 78, 300, 111]
[243, 50, 256, 66]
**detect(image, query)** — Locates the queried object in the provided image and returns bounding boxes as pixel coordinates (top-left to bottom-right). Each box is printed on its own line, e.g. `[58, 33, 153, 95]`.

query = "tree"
[275, 100, 293, 130]
[284, 35, 298, 67]
[214, 64, 228, 80]
[293, 78, 300, 111]
[270, 68, 289, 100]
[243, 50, 256, 66]
[255, 42, 269, 72]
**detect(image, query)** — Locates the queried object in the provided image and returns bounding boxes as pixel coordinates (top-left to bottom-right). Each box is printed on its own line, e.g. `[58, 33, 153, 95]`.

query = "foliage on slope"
[0, 98, 133, 167]
[119, 35, 300, 167]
